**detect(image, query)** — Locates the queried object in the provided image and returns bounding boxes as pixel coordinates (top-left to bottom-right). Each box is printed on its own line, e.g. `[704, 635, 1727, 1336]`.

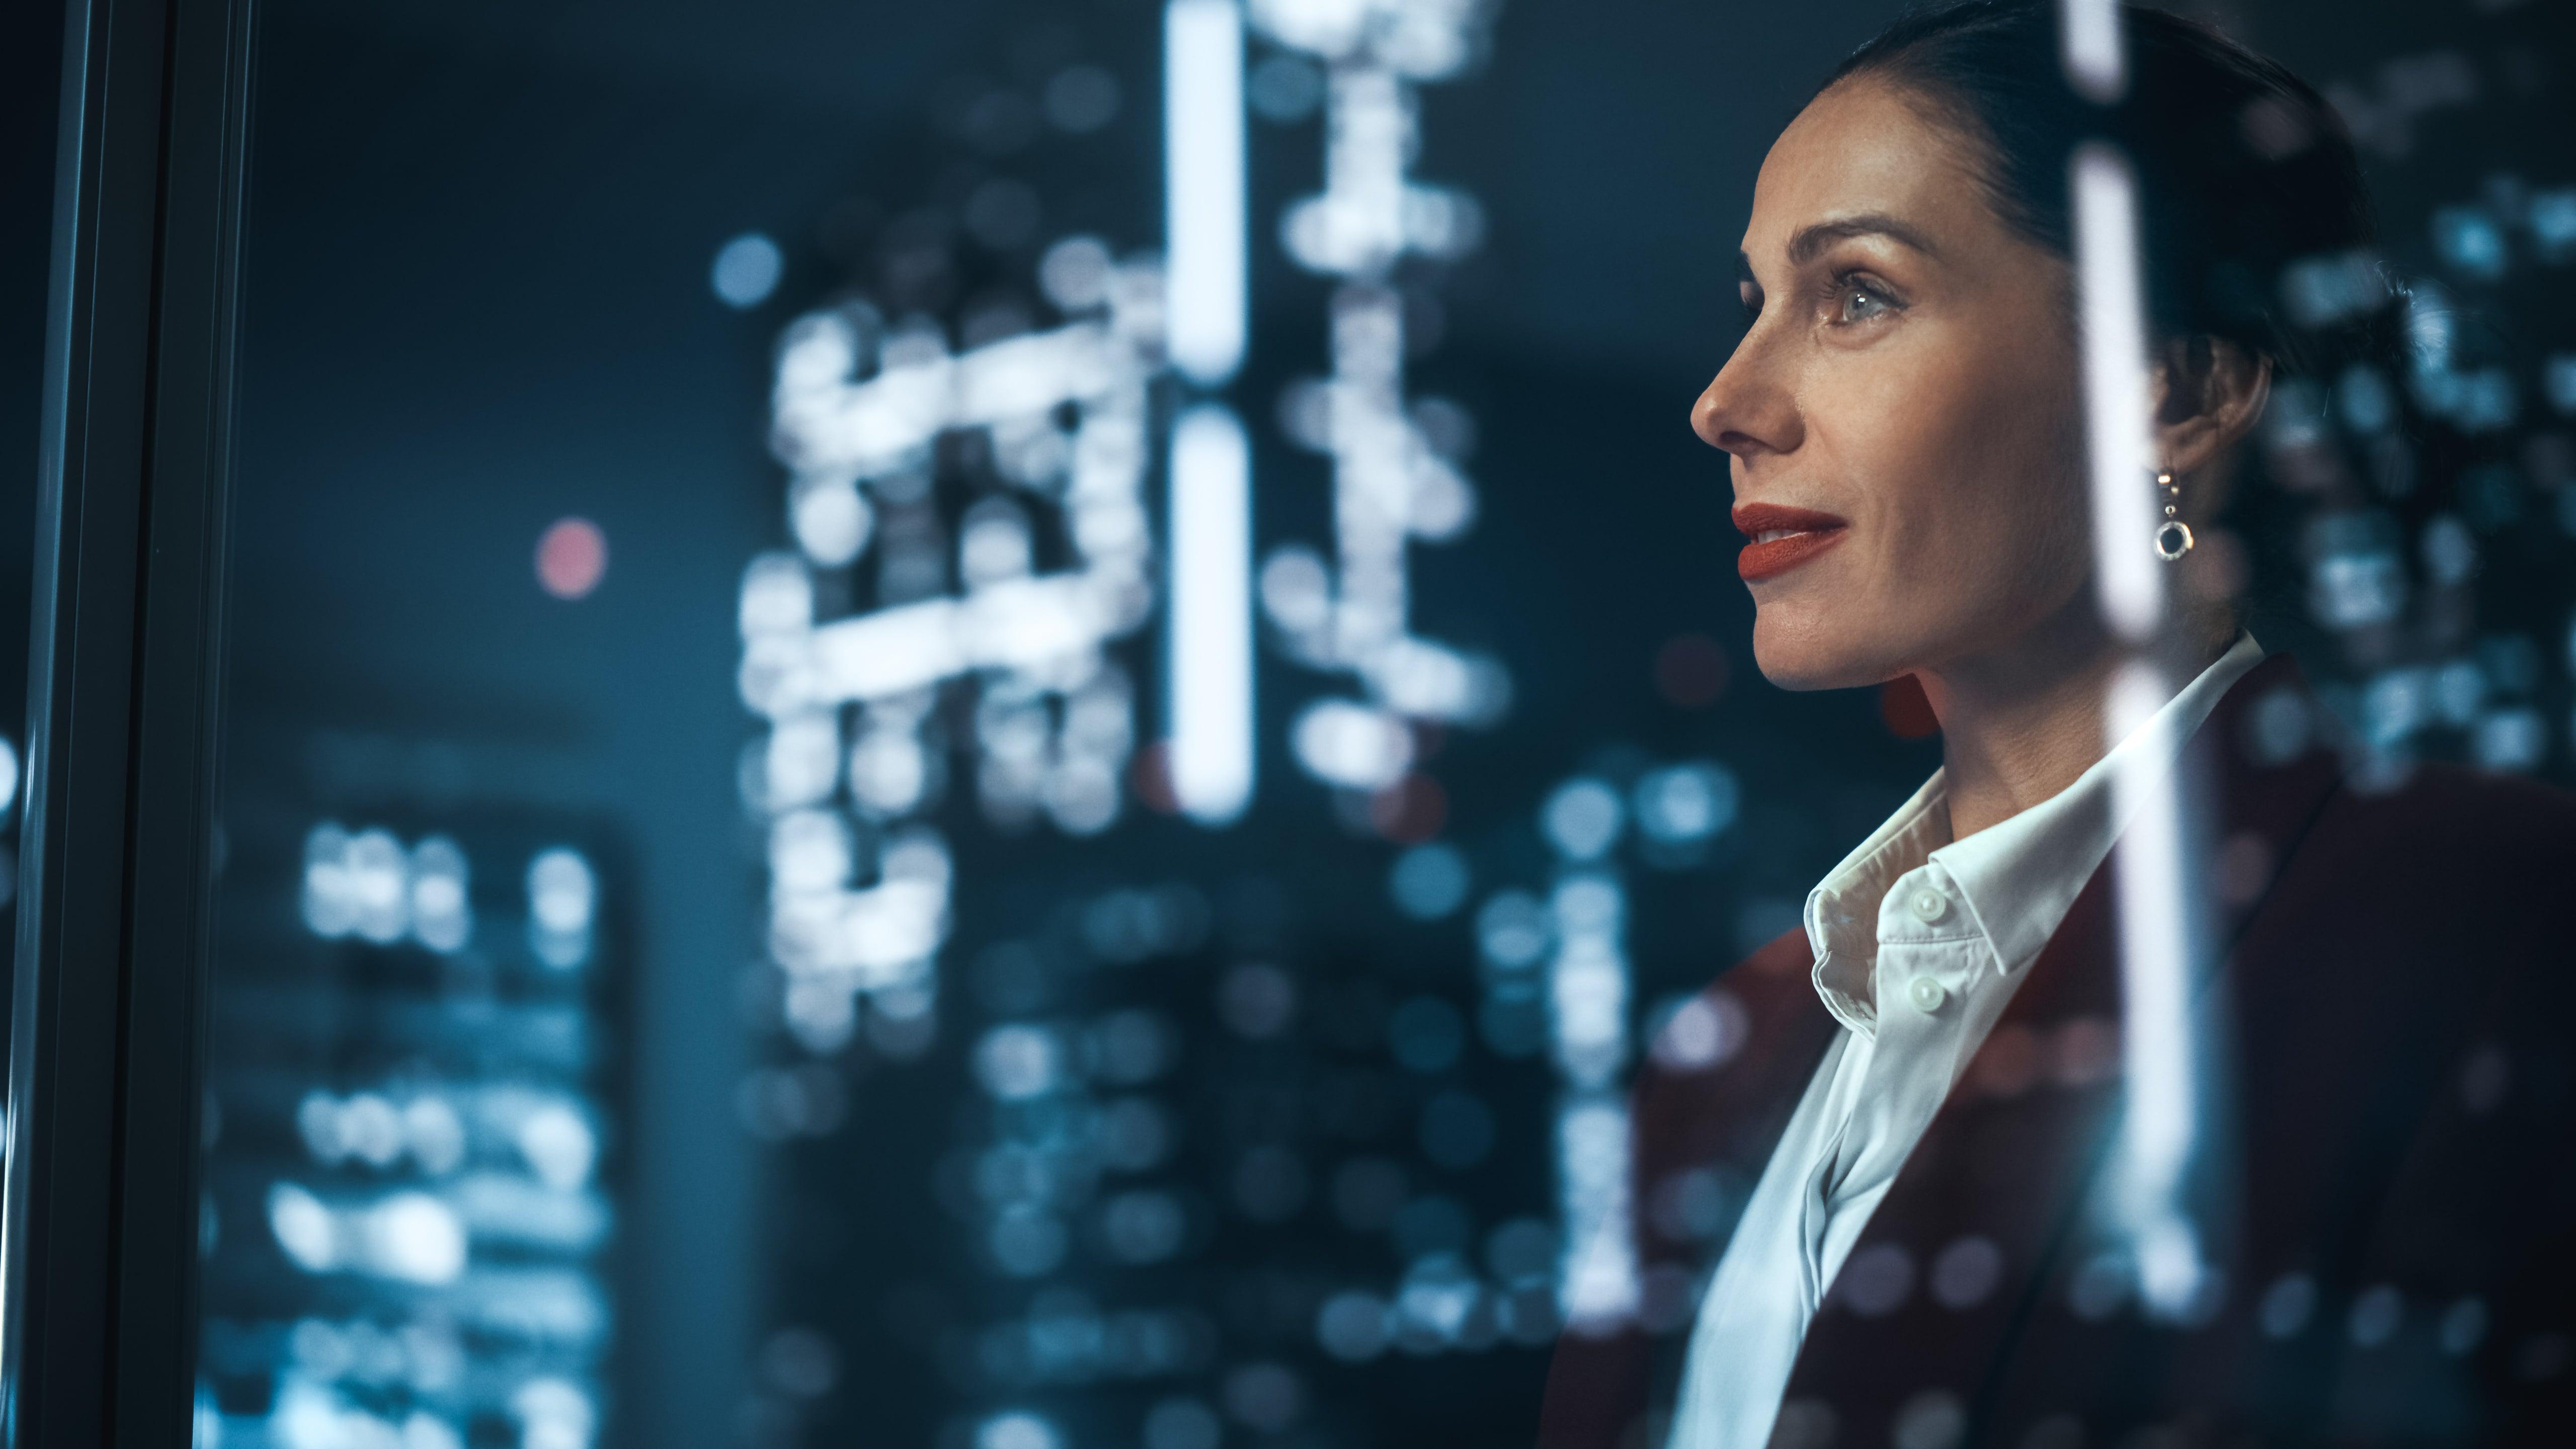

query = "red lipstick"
[1731, 503, 1850, 582]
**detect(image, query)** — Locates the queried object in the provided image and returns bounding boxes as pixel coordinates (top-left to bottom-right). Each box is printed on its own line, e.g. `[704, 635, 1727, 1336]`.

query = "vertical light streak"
[2104, 660, 2204, 1315]
[1164, 0, 1247, 387]
[1168, 405, 1255, 825]
[2073, 145, 2162, 646]
[2071, 139, 2208, 1317]
[2058, 0, 2126, 104]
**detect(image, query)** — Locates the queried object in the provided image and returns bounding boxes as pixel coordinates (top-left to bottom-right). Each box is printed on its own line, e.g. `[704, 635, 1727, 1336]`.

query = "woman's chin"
[1748, 616, 1894, 693]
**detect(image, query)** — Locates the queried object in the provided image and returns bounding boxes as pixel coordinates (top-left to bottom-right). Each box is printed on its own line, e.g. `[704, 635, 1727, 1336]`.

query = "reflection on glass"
[162, 0, 2576, 1445]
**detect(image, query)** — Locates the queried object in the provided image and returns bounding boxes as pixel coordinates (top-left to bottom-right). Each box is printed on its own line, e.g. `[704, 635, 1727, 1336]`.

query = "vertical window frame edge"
[4, 0, 256, 1444]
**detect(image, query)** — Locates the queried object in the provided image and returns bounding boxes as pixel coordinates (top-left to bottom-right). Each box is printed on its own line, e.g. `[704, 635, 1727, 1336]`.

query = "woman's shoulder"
[2299, 759, 2576, 886]
[2252, 759, 2576, 1024]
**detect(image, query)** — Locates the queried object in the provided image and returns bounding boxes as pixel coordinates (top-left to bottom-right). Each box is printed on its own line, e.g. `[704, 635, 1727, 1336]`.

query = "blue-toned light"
[711, 231, 784, 309]
[2432, 205, 2507, 280]
[1540, 778, 1622, 860]
[2544, 355, 2576, 416]
[1474, 891, 1549, 970]
[1389, 842, 1470, 918]
[1633, 762, 1739, 846]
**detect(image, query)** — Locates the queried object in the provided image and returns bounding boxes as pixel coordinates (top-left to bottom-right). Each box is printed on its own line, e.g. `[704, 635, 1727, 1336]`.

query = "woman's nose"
[1692, 334, 1801, 460]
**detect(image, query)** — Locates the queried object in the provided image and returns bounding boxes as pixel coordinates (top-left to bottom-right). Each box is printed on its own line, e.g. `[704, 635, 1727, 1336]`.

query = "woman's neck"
[1918, 608, 2228, 843]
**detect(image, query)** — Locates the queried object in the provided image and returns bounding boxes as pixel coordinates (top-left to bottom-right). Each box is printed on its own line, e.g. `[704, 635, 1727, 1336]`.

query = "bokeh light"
[535, 517, 608, 600]
[710, 231, 784, 309]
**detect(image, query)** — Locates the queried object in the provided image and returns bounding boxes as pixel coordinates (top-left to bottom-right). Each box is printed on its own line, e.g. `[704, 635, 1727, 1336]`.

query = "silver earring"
[2152, 468, 2193, 562]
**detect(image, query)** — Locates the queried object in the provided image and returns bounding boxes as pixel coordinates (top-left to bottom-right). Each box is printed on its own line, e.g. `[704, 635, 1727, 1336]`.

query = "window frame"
[4, 0, 256, 1442]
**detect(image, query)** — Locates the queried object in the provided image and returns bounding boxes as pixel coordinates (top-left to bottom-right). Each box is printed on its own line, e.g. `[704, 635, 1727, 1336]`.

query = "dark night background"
[4, 2, 2569, 1447]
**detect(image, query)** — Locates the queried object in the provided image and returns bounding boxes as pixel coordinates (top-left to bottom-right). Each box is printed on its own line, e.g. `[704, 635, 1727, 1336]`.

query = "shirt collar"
[1802, 771, 1949, 1035]
[1803, 633, 2267, 1034]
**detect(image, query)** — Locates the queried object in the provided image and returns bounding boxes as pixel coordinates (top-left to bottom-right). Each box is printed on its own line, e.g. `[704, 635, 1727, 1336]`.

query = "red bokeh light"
[1369, 773, 1447, 843]
[536, 517, 608, 600]
[1654, 633, 1730, 708]
[1129, 742, 1180, 815]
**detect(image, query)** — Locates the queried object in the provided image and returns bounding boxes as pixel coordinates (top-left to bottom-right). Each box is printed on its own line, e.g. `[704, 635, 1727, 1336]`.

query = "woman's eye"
[1836, 285, 1889, 324]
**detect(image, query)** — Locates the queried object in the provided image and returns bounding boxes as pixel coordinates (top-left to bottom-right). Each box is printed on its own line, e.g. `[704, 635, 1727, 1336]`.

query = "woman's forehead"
[1742, 78, 1998, 265]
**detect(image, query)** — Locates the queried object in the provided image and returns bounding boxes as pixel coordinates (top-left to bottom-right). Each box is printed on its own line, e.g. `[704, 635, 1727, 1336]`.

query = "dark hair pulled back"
[1827, 0, 2391, 381]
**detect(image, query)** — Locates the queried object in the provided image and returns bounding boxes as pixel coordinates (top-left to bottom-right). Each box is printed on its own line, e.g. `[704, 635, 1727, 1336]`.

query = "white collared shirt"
[1665, 635, 2265, 1449]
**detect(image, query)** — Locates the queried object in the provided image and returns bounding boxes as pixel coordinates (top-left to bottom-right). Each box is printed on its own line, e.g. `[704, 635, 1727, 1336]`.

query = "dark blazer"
[1538, 654, 2576, 1448]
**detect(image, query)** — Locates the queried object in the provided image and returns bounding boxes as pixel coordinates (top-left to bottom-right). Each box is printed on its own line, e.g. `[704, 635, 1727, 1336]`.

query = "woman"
[1538, 3, 2576, 1446]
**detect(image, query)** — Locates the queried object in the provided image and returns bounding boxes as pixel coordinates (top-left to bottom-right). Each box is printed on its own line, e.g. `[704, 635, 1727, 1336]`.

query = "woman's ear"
[2149, 335, 2273, 478]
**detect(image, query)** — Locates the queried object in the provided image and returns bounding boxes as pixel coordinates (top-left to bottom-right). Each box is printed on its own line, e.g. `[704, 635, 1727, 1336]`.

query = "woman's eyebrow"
[1784, 213, 1943, 265]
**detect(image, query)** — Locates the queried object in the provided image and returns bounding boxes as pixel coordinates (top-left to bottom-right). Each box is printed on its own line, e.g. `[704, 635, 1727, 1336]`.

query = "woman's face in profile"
[1696, 76, 2092, 692]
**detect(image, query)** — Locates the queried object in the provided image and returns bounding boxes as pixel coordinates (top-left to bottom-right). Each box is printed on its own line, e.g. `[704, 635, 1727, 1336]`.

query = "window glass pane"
[188, 3, 2576, 1448]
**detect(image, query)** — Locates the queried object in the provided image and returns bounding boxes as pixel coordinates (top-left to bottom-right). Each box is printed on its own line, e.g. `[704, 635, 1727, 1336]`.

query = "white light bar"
[772, 320, 1124, 478]
[2058, 0, 2126, 104]
[2072, 144, 2164, 644]
[2104, 660, 2205, 1317]
[792, 576, 1133, 706]
[1168, 405, 1256, 825]
[2070, 137, 2211, 1319]
[1164, 0, 1248, 386]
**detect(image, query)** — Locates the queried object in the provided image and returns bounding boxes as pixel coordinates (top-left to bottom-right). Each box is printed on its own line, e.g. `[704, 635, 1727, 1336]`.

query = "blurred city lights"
[263, 1183, 468, 1285]
[1254, 0, 1509, 786]
[300, 824, 479, 954]
[751, 264, 1162, 1043]
[1290, 698, 1413, 790]
[1632, 762, 1738, 846]
[222, 804, 621, 1447]
[1540, 779, 1623, 861]
[527, 845, 598, 969]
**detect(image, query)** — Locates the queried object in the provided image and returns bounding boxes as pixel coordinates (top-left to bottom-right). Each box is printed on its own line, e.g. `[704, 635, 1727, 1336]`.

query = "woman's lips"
[1731, 502, 1850, 583]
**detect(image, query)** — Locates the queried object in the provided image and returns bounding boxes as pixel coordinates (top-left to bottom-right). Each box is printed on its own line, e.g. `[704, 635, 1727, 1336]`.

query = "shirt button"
[1909, 889, 1949, 924]
[1908, 975, 1948, 1013]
